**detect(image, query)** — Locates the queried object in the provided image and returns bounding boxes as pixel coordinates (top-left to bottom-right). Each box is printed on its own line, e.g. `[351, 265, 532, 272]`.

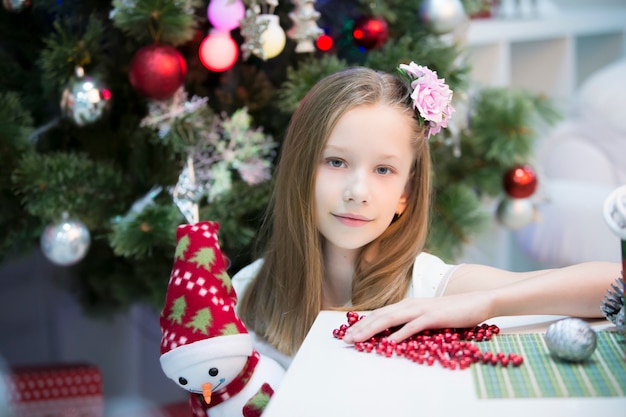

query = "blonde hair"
[238, 67, 432, 355]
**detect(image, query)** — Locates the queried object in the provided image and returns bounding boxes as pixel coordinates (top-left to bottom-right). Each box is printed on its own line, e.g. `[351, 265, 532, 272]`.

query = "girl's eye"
[326, 158, 345, 168]
[376, 166, 392, 175]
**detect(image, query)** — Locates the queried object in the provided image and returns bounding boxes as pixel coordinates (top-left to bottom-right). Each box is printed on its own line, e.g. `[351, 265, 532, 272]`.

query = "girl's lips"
[333, 214, 371, 227]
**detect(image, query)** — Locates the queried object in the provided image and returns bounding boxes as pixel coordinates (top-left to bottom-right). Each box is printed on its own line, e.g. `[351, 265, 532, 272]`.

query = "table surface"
[263, 311, 625, 417]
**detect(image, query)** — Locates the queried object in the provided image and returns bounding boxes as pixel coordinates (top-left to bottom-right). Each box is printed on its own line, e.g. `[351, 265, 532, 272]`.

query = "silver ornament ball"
[41, 217, 91, 266]
[60, 68, 112, 126]
[544, 318, 597, 362]
[2, 0, 31, 12]
[496, 197, 535, 229]
[419, 0, 466, 35]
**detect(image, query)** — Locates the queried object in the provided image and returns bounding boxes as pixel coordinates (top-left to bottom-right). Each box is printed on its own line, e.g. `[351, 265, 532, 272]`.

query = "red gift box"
[5, 363, 104, 417]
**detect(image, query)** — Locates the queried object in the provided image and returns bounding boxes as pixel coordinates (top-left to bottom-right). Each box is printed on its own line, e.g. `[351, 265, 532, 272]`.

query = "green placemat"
[471, 331, 625, 398]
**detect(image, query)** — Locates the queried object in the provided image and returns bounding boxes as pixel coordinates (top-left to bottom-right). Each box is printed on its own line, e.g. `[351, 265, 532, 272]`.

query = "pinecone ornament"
[544, 318, 597, 362]
[601, 276, 625, 333]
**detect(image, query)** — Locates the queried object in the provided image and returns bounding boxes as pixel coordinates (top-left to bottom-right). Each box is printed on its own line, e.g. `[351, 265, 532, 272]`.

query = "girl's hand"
[342, 291, 494, 344]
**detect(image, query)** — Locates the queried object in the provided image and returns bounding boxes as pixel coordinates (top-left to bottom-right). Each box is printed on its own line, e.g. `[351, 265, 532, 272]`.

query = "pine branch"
[0, 92, 34, 152]
[365, 34, 470, 92]
[110, 203, 181, 258]
[427, 183, 490, 261]
[278, 55, 349, 114]
[110, 0, 203, 46]
[11, 152, 128, 227]
[40, 15, 108, 95]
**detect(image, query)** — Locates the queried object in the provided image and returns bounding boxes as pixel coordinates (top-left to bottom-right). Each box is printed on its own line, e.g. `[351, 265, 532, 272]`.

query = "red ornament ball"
[129, 44, 187, 100]
[503, 164, 538, 199]
[352, 16, 388, 50]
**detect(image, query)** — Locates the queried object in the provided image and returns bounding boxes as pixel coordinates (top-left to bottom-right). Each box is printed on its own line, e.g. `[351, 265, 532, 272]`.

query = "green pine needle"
[40, 15, 107, 94]
[12, 152, 127, 226]
[109, 203, 181, 259]
[110, 0, 202, 46]
[278, 55, 349, 114]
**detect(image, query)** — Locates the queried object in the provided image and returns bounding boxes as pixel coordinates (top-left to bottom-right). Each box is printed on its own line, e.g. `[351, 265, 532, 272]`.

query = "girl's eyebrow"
[322, 144, 345, 152]
[324, 144, 401, 158]
[323, 145, 404, 164]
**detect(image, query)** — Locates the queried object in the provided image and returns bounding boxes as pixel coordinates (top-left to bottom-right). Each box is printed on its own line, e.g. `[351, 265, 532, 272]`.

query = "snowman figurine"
[159, 221, 285, 417]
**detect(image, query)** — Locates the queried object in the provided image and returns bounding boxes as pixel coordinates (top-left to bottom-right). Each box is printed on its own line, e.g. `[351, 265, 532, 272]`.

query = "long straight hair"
[238, 67, 432, 356]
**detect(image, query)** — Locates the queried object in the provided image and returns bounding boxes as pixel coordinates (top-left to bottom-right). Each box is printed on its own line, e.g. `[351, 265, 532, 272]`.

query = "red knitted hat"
[159, 221, 251, 375]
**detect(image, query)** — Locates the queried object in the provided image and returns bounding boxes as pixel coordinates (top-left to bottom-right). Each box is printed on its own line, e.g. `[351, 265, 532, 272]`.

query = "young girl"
[232, 63, 620, 369]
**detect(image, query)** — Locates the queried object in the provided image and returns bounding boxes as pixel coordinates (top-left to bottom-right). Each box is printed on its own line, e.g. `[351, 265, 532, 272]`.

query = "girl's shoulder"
[411, 252, 460, 298]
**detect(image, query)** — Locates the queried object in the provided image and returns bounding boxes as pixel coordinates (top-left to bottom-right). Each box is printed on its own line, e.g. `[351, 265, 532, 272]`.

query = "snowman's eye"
[209, 368, 218, 377]
[178, 377, 188, 385]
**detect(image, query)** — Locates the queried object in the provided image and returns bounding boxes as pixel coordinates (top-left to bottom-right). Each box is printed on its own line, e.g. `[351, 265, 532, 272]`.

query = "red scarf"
[189, 350, 261, 416]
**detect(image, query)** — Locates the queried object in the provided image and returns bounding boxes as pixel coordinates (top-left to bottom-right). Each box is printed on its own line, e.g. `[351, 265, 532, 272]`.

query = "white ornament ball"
[419, 0, 466, 35]
[544, 318, 597, 362]
[41, 217, 91, 266]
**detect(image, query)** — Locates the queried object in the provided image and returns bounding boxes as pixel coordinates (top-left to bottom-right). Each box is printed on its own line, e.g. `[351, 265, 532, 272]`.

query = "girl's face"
[315, 104, 415, 252]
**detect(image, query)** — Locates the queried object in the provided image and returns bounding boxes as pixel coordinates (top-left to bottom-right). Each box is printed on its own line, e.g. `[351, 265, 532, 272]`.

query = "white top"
[231, 252, 459, 370]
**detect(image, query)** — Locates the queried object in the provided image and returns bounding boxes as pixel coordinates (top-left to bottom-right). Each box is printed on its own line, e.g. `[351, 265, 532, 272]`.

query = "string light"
[199, 31, 239, 72]
[316, 34, 333, 51]
[207, 0, 246, 31]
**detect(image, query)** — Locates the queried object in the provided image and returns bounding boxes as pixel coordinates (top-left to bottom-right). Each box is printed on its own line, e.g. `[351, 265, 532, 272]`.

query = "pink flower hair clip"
[397, 62, 455, 139]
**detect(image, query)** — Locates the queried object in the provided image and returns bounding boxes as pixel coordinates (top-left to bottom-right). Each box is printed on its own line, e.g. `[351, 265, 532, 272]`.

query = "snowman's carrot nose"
[202, 382, 212, 404]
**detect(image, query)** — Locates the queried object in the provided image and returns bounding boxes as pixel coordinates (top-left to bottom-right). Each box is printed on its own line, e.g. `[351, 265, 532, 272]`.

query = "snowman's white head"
[160, 333, 253, 395]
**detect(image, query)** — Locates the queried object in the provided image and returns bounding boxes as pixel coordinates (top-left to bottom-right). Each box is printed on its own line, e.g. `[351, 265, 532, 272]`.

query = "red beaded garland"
[333, 311, 523, 370]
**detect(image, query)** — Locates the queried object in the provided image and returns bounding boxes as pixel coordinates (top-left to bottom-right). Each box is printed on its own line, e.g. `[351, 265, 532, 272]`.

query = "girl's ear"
[396, 190, 408, 217]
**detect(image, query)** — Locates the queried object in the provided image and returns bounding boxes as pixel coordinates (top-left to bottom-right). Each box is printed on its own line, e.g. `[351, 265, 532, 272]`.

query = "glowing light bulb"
[316, 34, 333, 51]
[207, 0, 246, 31]
[199, 31, 239, 72]
[257, 14, 286, 60]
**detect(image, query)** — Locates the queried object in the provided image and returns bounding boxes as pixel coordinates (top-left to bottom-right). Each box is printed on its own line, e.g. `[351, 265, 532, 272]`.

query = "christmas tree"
[0, 0, 558, 315]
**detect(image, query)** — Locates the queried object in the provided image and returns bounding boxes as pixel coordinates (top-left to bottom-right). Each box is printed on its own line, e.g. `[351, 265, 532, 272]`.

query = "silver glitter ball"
[60, 68, 112, 126]
[544, 318, 597, 362]
[41, 217, 91, 266]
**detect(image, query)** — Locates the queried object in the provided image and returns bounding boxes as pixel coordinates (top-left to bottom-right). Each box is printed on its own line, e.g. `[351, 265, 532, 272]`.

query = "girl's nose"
[343, 171, 370, 204]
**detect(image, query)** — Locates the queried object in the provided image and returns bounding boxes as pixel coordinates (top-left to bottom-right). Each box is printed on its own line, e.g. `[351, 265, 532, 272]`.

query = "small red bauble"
[352, 16, 388, 50]
[503, 164, 538, 199]
[129, 44, 187, 101]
